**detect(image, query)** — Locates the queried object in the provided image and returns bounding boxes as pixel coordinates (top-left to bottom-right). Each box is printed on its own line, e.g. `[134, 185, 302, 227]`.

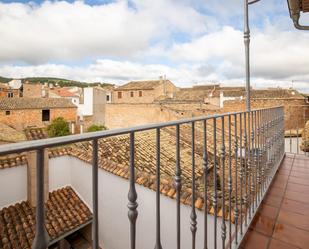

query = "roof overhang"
[287, 0, 309, 30]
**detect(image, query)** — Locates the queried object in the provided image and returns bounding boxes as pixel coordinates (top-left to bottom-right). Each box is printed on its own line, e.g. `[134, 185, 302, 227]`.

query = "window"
[139, 91, 142, 97]
[117, 92, 122, 99]
[5, 111, 10, 115]
[42, 109, 50, 121]
[106, 95, 110, 102]
[7, 92, 13, 98]
[130, 91, 134, 97]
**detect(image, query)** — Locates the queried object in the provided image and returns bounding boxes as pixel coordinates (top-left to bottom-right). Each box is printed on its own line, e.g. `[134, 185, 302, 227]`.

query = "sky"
[0, 0, 309, 92]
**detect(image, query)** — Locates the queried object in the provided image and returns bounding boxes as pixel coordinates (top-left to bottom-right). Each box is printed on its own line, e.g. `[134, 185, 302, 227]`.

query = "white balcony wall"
[0, 165, 27, 208]
[49, 156, 231, 249]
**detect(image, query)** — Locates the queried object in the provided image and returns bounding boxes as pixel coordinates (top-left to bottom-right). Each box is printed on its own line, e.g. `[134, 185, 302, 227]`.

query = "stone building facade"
[113, 78, 178, 104]
[0, 98, 77, 131]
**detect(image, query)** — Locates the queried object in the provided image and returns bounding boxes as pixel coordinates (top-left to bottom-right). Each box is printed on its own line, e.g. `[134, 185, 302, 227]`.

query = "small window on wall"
[5, 111, 10, 115]
[130, 91, 134, 97]
[139, 91, 142, 97]
[42, 109, 50, 121]
[7, 92, 13, 98]
[118, 92, 122, 99]
[106, 95, 110, 102]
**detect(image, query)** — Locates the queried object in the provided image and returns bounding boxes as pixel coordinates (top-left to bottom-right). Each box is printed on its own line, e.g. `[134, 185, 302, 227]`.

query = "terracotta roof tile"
[0, 186, 92, 249]
[0, 98, 76, 110]
[25, 127, 48, 140]
[116, 80, 171, 91]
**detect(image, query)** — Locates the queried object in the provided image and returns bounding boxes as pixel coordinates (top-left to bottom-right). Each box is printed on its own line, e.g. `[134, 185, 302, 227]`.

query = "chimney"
[27, 150, 49, 207]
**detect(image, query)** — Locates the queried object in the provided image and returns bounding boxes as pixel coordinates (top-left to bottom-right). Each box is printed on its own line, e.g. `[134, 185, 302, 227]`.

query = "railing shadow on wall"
[0, 106, 285, 249]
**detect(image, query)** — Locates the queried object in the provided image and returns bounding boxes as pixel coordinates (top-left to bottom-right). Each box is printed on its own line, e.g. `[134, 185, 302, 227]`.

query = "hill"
[0, 76, 114, 88]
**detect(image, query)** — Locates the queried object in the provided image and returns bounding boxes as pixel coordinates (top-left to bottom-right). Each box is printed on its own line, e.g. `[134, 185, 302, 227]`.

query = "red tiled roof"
[0, 186, 92, 249]
[51, 88, 78, 98]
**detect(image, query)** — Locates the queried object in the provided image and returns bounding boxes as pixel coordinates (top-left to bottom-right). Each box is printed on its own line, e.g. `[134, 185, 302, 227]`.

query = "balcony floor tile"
[241, 154, 309, 249]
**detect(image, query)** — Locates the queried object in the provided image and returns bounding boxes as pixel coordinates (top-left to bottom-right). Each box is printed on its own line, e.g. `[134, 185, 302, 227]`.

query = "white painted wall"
[49, 157, 72, 191]
[0, 157, 233, 248]
[219, 92, 243, 108]
[49, 156, 232, 249]
[78, 88, 94, 117]
[0, 165, 27, 208]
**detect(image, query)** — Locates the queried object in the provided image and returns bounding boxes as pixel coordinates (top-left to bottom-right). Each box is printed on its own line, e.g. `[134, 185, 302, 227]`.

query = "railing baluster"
[31, 148, 49, 249]
[175, 124, 182, 249]
[243, 112, 248, 227]
[92, 139, 99, 249]
[220, 117, 226, 249]
[239, 113, 243, 236]
[234, 114, 239, 245]
[228, 115, 232, 249]
[191, 122, 197, 249]
[213, 118, 218, 249]
[155, 128, 163, 249]
[251, 111, 256, 211]
[203, 120, 208, 249]
[128, 132, 138, 249]
[248, 111, 252, 219]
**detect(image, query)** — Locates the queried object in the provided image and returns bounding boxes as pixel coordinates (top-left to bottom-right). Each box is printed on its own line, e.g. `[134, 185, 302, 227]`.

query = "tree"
[87, 124, 107, 132]
[47, 117, 70, 137]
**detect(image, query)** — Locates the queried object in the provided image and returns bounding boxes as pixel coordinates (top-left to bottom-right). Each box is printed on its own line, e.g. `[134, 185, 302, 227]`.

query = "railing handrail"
[0, 106, 283, 156]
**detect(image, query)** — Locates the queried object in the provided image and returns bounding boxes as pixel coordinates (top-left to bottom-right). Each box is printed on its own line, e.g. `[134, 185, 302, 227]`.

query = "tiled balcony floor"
[241, 153, 309, 249]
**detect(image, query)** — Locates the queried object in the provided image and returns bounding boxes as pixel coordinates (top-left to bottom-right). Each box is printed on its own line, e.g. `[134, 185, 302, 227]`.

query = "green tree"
[87, 124, 107, 132]
[47, 117, 70, 137]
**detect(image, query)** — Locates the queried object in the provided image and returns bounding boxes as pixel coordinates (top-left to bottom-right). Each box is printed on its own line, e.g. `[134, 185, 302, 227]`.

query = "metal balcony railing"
[0, 106, 285, 249]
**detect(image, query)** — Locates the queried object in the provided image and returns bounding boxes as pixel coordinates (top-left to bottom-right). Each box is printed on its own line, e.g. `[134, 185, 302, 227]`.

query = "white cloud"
[0, 0, 211, 64]
[0, 0, 308, 93]
[0, 59, 308, 93]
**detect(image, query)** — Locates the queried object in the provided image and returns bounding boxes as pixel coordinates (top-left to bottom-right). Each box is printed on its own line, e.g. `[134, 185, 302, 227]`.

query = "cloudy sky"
[0, 0, 309, 92]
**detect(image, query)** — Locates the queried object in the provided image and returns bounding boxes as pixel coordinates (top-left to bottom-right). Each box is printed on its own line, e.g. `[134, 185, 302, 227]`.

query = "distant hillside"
[0, 76, 13, 83]
[0, 76, 114, 88]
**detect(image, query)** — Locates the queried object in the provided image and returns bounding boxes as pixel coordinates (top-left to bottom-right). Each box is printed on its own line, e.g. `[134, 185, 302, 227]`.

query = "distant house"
[50, 87, 80, 105]
[113, 77, 178, 104]
[77, 87, 106, 131]
[0, 98, 77, 131]
[0, 79, 23, 98]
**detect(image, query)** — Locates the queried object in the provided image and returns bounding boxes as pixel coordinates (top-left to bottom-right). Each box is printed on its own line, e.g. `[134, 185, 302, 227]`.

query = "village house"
[0, 79, 23, 98]
[113, 77, 178, 104]
[0, 98, 77, 131]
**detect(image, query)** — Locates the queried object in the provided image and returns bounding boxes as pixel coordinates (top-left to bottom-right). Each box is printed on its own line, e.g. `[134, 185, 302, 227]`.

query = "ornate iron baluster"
[128, 132, 138, 249]
[213, 118, 218, 249]
[221, 116, 226, 249]
[228, 115, 232, 249]
[175, 124, 182, 249]
[243, 112, 248, 227]
[203, 120, 208, 249]
[239, 113, 244, 235]
[155, 128, 163, 249]
[191, 122, 197, 249]
[234, 114, 239, 245]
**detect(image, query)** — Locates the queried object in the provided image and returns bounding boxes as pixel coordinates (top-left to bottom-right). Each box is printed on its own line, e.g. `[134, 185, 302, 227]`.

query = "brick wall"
[0, 107, 77, 131]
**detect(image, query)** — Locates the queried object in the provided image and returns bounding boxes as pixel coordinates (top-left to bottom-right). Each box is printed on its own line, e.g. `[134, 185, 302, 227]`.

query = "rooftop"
[0, 186, 92, 249]
[0, 98, 77, 110]
[116, 79, 172, 91]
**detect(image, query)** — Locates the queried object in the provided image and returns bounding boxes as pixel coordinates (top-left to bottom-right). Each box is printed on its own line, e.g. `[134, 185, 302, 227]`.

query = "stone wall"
[23, 83, 42, 98]
[223, 98, 309, 130]
[0, 107, 77, 130]
[105, 104, 178, 129]
[112, 81, 178, 104]
[105, 102, 219, 129]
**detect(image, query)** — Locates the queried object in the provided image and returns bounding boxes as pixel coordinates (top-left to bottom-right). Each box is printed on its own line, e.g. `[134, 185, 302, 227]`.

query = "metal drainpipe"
[245, 0, 262, 112]
[244, 0, 251, 112]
